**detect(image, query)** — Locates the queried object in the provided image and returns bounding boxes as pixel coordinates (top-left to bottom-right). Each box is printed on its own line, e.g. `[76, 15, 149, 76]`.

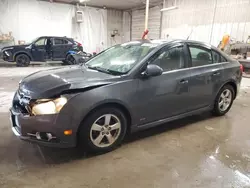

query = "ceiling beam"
[39, 0, 124, 10]
[40, 0, 162, 10]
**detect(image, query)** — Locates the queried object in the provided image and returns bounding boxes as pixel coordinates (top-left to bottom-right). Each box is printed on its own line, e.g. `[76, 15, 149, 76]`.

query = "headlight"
[31, 97, 67, 115]
[4, 51, 10, 56]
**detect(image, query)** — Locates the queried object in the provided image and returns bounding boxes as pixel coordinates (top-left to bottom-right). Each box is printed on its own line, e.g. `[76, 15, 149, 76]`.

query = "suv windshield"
[28, 37, 39, 44]
[85, 42, 158, 75]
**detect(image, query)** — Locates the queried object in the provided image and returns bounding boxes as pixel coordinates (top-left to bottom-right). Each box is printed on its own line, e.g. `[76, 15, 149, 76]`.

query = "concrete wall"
[107, 10, 123, 47]
[122, 11, 132, 43]
[106, 10, 132, 46]
[161, 0, 250, 46]
[132, 6, 162, 40]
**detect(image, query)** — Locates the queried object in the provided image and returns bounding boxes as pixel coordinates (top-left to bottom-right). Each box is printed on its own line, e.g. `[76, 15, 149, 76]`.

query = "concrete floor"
[1, 64, 250, 188]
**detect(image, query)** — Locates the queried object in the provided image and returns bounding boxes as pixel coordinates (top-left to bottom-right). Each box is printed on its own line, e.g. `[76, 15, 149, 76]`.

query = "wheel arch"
[66, 51, 76, 58]
[76, 101, 132, 140]
[217, 81, 237, 100]
[14, 52, 32, 61]
[226, 81, 237, 99]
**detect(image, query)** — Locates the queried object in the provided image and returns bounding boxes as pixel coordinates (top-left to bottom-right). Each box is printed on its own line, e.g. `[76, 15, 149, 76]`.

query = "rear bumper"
[10, 106, 76, 148]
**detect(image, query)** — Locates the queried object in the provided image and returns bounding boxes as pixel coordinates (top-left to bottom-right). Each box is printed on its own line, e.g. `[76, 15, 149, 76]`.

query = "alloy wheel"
[90, 114, 121, 148]
[218, 89, 232, 112]
[17, 55, 29, 66]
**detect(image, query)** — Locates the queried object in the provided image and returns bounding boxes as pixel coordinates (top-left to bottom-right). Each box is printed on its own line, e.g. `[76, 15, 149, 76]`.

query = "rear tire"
[63, 55, 76, 65]
[212, 85, 235, 116]
[78, 107, 127, 153]
[16, 54, 30, 67]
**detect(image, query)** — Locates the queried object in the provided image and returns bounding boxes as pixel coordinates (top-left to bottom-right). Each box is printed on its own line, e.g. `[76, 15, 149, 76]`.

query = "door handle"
[180, 79, 189, 84]
[212, 72, 220, 76]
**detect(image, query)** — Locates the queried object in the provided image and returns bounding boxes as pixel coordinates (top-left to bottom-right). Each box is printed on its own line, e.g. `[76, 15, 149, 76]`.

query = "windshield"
[85, 42, 158, 75]
[28, 37, 39, 44]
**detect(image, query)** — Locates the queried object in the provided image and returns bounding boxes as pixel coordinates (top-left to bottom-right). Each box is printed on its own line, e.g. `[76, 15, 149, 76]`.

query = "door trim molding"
[131, 105, 211, 132]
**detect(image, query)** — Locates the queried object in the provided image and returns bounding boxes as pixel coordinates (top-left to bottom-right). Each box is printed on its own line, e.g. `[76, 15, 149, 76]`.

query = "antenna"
[187, 28, 193, 40]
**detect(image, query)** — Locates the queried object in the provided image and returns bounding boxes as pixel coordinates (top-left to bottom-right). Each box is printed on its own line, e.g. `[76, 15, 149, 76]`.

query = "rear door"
[187, 43, 224, 110]
[51, 38, 73, 60]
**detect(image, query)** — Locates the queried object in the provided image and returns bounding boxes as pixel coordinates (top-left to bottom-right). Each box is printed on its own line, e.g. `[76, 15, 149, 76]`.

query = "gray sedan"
[10, 39, 243, 153]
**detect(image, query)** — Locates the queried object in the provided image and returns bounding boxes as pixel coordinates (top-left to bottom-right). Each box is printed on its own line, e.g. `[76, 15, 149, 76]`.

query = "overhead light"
[160, 6, 178, 12]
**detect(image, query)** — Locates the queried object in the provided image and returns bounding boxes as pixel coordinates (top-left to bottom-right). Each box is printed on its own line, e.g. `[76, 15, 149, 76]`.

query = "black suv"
[0, 36, 83, 66]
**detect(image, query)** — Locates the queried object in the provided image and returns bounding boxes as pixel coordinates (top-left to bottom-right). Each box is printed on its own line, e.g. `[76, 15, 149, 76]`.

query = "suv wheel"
[78, 107, 127, 153]
[212, 85, 235, 116]
[16, 54, 30, 67]
[66, 55, 76, 65]
[62, 60, 67, 65]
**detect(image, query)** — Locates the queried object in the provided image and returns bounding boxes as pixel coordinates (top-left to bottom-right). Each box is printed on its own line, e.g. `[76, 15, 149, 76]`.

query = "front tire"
[78, 107, 127, 153]
[16, 54, 30, 67]
[212, 85, 235, 116]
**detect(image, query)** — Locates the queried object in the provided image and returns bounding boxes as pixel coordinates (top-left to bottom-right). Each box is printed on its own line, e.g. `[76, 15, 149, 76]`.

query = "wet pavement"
[0, 64, 250, 187]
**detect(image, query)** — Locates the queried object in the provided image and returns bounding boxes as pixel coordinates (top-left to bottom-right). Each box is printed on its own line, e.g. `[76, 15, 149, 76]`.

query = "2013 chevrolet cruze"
[10, 40, 243, 153]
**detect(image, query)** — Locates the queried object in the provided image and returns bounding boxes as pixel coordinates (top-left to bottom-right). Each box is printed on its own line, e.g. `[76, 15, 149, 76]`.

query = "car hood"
[19, 65, 118, 99]
[2, 44, 29, 51]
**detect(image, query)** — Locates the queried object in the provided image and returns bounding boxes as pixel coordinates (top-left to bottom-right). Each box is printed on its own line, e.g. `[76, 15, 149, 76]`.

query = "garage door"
[132, 6, 161, 40]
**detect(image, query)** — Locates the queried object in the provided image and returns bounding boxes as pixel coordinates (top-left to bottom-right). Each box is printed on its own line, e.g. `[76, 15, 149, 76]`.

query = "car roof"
[133, 39, 214, 48]
[126, 39, 226, 57]
[148, 39, 229, 59]
[38, 36, 73, 40]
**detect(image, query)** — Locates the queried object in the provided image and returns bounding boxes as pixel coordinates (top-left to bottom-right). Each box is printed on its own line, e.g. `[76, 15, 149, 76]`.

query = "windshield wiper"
[87, 66, 123, 75]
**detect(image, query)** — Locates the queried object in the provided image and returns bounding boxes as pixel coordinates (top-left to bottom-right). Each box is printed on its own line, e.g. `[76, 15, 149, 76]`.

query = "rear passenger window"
[212, 50, 221, 63]
[189, 46, 212, 67]
[54, 38, 71, 45]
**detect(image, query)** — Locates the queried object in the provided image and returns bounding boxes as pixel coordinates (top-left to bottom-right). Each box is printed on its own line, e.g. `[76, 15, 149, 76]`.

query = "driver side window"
[150, 46, 185, 72]
[34, 38, 46, 46]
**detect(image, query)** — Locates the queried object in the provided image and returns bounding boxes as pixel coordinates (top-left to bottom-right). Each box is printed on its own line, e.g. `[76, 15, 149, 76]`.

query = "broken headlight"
[31, 97, 67, 115]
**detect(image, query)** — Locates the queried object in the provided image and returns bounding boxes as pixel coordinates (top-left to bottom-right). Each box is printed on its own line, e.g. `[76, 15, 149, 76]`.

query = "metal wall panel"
[161, 0, 250, 46]
[132, 6, 161, 40]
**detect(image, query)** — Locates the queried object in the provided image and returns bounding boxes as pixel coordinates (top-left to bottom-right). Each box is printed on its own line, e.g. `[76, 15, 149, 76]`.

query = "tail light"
[240, 64, 244, 73]
[75, 41, 82, 47]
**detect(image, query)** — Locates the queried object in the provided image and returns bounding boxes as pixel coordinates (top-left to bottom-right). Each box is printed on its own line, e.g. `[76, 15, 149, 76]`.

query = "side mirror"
[26, 44, 33, 50]
[142, 64, 163, 77]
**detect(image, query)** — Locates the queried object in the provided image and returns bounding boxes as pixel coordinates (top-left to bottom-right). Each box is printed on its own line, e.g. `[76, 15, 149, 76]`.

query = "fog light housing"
[64, 130, 72, 135]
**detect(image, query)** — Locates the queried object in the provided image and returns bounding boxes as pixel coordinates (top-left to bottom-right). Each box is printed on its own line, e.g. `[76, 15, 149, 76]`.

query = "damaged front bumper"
[0, 49, 14, 62]
[10, 92, 76, 148]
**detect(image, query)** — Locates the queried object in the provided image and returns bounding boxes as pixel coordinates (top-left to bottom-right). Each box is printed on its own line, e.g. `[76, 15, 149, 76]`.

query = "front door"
[136, 44, 192, 125]
[51, 38, 73, 60]
[31, 37, 47, 62]
[187, 44, 224, 110]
